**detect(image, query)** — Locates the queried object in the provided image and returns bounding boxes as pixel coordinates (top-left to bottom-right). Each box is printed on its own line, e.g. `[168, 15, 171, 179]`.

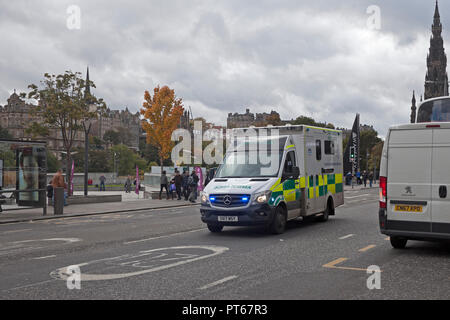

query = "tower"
[410, 91, 417, 123]
[424, 0, 449, 99]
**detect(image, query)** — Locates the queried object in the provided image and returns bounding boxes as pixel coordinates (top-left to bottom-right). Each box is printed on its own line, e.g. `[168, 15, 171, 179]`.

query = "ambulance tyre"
[268, 205, 287, 234]
[207, 224, 224, 233]
[316, 198, 333, 222]
[390, 236, 408, 249]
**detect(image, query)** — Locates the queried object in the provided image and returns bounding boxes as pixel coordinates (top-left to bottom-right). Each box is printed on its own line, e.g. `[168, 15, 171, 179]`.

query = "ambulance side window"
[325, 140, 335, 155]
[284, 151, 296, 174]
[316, 140, 322, 161]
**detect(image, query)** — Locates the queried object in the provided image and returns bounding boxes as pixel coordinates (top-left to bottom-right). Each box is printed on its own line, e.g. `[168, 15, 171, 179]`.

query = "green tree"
[46, 151, 60, 173]
[0, 125, 12, 139]
[22, 71, 106, 188]
[103, 130, 121, 147]
[110, 144, 146, 176]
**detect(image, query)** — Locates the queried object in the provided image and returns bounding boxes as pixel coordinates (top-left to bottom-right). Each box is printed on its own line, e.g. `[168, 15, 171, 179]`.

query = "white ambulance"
[379, 96, 450, 248]
[200, 125, 344, 234]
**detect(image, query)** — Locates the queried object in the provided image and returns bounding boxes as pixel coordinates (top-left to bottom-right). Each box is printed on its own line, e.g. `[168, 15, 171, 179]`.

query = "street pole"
[84, 122, 92, 197]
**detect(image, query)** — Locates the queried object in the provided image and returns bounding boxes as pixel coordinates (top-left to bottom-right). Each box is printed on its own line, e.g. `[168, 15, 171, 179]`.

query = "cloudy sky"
[0, 0, 447, 136]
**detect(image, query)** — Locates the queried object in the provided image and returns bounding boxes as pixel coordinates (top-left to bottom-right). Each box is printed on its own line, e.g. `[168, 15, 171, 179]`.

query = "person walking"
[369, 171, 374, 188]
[51, 169, 68, 206]
[159, 170, 169, 200]
[174, 170, 183, 200]
[363, 170, 368, 188]
[124, 175, 132, 193]
[188, 170, 199, 203]
[182, 170, 189, 200]
[99, 175, 106, 191]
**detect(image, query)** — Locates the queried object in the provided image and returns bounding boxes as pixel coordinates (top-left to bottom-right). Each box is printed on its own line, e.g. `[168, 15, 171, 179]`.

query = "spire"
[85, 66, 91, 96]
[410, 91, 417, 124]
[425, 0, 448, 99]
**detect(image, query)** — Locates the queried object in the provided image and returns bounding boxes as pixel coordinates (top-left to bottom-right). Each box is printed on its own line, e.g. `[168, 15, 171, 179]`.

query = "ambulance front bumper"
[200, 203, 276, 226]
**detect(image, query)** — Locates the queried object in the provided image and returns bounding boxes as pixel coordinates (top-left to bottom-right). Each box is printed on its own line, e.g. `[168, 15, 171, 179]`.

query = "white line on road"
[339, 234, 355, 240]
[31, 255, 56, 260]
[124, 228, 206, 244]
[345, 194, 370, 199]
[199, 275, 238, 290]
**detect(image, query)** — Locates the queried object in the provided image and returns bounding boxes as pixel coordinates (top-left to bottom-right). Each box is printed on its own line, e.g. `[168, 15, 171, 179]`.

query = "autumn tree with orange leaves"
[140, 86, 184, 170]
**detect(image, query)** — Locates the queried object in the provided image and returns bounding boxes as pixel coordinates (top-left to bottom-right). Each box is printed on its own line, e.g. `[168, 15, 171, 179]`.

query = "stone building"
[227, 109, 282, 128]
[0, 90, 85, 152]
[411, 1, 449, 123]
[0, 68, 142, 153]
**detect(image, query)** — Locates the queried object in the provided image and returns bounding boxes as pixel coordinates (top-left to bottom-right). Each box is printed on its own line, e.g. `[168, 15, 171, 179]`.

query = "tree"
[46, 151, 61, 173]
[103, 130, 121, 147]
[0, 125, 12, 139]
[140, 86, 184, 170]
[23, 71, 106, 192]
[291, 116, 332, 128]
[110, 144, 146, 176]
[360, 130, 382, 171]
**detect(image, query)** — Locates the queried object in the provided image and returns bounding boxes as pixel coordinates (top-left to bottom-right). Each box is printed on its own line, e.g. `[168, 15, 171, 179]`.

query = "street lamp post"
[83, 121, 92, 197]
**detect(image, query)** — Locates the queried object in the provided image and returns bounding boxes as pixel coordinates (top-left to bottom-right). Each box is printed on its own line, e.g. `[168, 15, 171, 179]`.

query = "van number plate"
[218, 216, 238, 222]
[394, 205, 423, 213]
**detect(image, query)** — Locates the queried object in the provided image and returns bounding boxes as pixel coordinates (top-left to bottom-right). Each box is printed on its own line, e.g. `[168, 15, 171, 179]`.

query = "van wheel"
[390, 236, 408, 249]
[268, 205, 287, 234]
[207, 224, 223, 233]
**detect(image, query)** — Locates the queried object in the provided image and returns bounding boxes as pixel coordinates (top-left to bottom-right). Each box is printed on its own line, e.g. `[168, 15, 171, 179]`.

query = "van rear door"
[431, 128, 450, 235]
[387, 129, 432, 233]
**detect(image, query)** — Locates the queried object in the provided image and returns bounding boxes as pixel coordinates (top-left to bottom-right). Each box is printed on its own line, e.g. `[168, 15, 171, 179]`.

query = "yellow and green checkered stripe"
[306, 173, 343, 199]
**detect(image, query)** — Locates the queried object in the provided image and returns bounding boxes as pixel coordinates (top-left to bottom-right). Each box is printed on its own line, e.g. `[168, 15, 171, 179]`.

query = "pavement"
[0, 192, 200, 224]
[0, 186, 449, 300]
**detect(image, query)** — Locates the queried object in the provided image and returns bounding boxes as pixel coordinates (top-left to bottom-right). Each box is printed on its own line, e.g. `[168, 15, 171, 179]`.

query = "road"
[0, 187, 449, 300]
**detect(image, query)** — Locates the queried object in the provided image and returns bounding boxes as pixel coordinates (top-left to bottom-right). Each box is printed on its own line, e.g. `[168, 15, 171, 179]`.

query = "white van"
[200, 125, 344, 234]
[379, 96, 450, 248]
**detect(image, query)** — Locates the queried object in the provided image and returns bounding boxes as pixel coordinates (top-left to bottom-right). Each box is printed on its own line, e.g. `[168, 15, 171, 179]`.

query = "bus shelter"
[0, 139, 47, 215]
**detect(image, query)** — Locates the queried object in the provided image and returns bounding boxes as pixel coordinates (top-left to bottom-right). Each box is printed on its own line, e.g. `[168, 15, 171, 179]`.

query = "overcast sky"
[0, 0, 448, 136]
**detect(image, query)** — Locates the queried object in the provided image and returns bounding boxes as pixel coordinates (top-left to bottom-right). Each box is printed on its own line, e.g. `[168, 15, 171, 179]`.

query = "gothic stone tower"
[424, 0, 449, 100]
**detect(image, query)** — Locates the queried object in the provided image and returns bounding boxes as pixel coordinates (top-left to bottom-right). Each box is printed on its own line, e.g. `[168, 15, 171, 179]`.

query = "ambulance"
[200, 125, 344, 234]
[379, 96, 450, 248]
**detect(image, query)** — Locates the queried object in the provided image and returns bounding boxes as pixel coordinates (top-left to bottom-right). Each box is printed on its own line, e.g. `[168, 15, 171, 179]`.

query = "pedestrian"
[51, 169, 68, 206]
[363, 170, 368, 187]
[356, 171, 361, 185]
[124, 175, 132, 193]
[188, 170, 199, 203]
[99, 175, 106, 191]
[174, 170, 183, 200]
[159, 170, 169, 200]
[346, 171, 352, 186]
[204, 169, 211, 187]
[182, 170, 189, 200]
[369, 172, 374, 188]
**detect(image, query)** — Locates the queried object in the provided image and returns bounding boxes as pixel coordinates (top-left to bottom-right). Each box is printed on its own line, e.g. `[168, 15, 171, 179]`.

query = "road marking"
[359, 245, 376, 252]
[323, 258, 382, 272]
[345, 194, 370, 199]
[323, 258, 348, 268]
[199, 275, 238, 290]
[339, 234, 355, 240]
[32, 255, 56, 260]
[124, 228, 206, 244]
[51, 245, 229, 281]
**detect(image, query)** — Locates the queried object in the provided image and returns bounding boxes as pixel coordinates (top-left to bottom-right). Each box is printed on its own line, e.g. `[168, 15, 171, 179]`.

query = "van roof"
[389, 122, 450, 130]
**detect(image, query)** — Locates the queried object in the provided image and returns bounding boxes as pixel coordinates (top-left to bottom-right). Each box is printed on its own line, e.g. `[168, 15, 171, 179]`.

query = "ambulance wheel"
[316, 201, 331, 222]
[268, 205, 287, 234]
[390, 236, 408, 249]
[207, 224, 223, 233]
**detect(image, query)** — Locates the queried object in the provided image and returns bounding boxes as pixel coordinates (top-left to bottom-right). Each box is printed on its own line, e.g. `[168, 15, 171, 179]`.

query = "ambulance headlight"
[254, 191, 272, 204]
[201, 192, 209, 204]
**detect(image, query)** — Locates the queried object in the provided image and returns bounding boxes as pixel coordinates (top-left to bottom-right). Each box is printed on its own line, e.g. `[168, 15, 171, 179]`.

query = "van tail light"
[379, 176, 387, 209]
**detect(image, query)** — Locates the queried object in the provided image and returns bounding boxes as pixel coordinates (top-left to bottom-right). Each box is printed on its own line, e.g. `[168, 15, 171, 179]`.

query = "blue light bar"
[241, 197, 249, 202]
[209, 197, 216, 202]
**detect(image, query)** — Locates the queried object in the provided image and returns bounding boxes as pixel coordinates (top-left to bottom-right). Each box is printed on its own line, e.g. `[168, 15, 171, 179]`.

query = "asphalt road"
[0, 187, 449, 300]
